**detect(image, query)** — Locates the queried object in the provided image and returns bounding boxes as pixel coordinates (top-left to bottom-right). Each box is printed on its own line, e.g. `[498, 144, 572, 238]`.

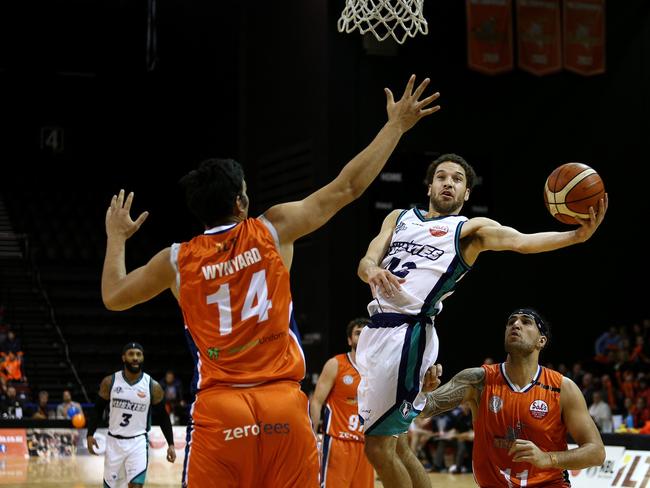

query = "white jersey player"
[87, 343, 177, 488]
[357, 154, 607, 488]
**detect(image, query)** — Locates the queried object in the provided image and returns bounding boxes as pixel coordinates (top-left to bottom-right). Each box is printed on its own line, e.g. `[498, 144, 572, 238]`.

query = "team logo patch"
[343, 374, 354, 385]
[429, 225, 449, 237]
[529, 400, 549, 419]
[489, 395, 503, 413]
[399, 400, 413, 419]
[395, 222, 407, 234]
[114, 386, 123, 394]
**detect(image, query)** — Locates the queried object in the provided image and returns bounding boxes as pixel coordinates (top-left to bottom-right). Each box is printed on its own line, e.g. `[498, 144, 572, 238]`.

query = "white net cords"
[337, 0, 428, 45]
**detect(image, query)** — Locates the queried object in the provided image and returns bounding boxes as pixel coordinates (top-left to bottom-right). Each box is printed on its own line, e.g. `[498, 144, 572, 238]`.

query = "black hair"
[179, 158, 245, 227]
[425, 153, 478, 191]
[122, 342, 144, 354]
[346, 317, 371, 338]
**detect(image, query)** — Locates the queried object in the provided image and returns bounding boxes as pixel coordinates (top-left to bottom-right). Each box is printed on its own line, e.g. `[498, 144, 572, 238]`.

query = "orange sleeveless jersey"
[324, 353, 364, 442]
[473, 363, 569, 488]
[176, 218, 305, 389]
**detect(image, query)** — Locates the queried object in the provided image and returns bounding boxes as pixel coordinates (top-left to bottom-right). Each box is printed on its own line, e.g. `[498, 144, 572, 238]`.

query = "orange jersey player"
[100, 75, 441, 488]
[310, 318, 374, 488]
[419, 308, 605, 488]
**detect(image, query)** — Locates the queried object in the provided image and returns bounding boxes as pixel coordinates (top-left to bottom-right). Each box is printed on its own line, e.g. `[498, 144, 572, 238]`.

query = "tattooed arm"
[419, 367, 485, 419]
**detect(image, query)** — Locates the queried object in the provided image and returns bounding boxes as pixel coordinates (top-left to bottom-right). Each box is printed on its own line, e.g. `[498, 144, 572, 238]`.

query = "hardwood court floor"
[0, 456, 477, 487]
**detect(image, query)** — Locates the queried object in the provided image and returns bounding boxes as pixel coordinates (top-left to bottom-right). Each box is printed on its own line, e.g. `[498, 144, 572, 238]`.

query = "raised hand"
[105, 189, 149, 241]
[385, 74, 441, 133]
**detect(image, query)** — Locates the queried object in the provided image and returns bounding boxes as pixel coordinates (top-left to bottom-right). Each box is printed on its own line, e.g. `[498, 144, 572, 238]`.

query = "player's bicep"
[103, 248, 176, 310]
[98, 376, 112, 400]
[151, 381, 165, 404]
[263, 181, 353, 244]
[562, 378, 603, 446]
[312, 358, 339, 405]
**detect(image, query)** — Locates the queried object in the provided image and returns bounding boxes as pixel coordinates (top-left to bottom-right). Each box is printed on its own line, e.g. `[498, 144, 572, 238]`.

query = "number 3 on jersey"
[206, 269, 272, 335]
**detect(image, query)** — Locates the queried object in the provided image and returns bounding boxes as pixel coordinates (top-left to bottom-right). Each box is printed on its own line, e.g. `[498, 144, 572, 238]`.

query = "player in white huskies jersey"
[86, 343, 177, 488]
[357, 154, 608, 488]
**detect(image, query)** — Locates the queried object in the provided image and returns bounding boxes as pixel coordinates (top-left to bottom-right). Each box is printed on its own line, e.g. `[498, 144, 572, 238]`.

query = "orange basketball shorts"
[321, 435, 374, 488]
[182, 380, 320, 488]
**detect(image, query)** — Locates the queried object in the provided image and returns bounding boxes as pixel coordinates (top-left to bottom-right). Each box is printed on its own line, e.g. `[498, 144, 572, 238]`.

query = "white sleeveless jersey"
[108, 371, 152, 437]
[367, 208, 472, 318]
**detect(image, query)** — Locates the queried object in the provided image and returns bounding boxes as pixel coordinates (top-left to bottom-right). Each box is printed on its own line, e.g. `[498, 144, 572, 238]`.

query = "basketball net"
[337, 0, 428, 45]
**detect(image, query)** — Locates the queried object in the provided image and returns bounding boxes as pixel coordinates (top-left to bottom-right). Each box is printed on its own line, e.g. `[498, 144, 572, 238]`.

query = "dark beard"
[430, 196, 462, 215]
[124, 362, 142, 374]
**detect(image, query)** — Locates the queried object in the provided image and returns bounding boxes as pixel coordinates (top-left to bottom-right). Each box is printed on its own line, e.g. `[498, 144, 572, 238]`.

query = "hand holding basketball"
[543, 162, 608, 239]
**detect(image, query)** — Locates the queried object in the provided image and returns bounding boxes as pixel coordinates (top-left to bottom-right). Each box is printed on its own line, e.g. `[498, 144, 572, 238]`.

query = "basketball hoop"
[337, 0, 428, 45]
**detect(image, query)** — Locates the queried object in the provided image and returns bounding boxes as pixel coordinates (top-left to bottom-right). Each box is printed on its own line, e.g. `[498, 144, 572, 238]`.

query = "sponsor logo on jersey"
[387, 241, 444, 261]
[206, 331, 286, 361]
[215, 238, 237, 254]
[399, 400, 413, 419]
[111, 398, 148, 412]
[223, 422, 290, 441]
[137, 391, 147, 398]
[429, 225, 449, 237]
[529, 399, 549, 419]
[343, 374, 354, 385]
[489, 395, 503, 413]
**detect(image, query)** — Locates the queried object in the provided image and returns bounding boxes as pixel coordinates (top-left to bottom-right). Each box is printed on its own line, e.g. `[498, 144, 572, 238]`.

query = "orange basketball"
[72, 412, 86, 428]
[543, 162, 605, 224]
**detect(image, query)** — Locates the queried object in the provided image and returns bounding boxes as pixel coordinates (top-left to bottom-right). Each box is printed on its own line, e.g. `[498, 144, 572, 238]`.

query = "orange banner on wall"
[516, 0, 562, 75]
[563, 0, 606, 75]
[466, 0, 514, 75]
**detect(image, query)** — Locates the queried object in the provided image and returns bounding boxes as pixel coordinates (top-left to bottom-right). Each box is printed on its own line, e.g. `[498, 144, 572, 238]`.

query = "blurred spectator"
[0, 385, 25, 419]
[483, 357, 494, 365]
[581, 372, 596, 405]
[569, 362, 584, 385]
[557, 363, 568, 376]
[620, 371, 637, 401]
[0, 351, 24, 382]
[589, 391, 613, 433]
[430, 403, 474, 474]
[408, 416, 435, 470]
[56, 390, 82, 419]
[638, 377, 650, 406]
[633, 397, 650, 428]
[595, 326, 621, 358]
[1, 329, 21, 354]
[31, 390, 56, 419]
[600, 374, 619, 412]
[630, 336, 650, 364]
[160, 370, 186, 424]
[622, 397, 636, 428]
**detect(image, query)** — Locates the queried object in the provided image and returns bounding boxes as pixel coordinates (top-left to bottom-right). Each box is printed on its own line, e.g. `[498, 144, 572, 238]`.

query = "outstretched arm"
[419, 367, 484, 419]
[358, 209, 404, 297]
[462, 196, 607, 262]
[309, 358, 338, 435]
[508, 377, 605, 469]
[263, 75, 440, 245]
[102, 190, 177, 311]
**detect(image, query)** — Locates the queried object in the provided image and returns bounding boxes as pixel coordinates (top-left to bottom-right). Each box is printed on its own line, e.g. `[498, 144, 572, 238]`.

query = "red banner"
[466, 0, 514, 75]
[563, 0, 606, 75]
[516, 0, 562, 75]
[0, 429, 28, 458]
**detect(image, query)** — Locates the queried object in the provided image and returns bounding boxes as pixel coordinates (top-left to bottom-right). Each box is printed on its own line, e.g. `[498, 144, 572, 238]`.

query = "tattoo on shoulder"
[420, 368, 485, 418]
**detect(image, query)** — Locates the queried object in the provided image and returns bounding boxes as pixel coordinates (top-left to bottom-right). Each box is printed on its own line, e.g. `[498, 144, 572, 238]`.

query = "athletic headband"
[122, 342, 144, 354]
[508, 309, 548, 337]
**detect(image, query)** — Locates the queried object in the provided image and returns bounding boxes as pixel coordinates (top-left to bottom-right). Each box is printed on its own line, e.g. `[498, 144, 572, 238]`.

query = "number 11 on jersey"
[206, 269, 273, 335]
